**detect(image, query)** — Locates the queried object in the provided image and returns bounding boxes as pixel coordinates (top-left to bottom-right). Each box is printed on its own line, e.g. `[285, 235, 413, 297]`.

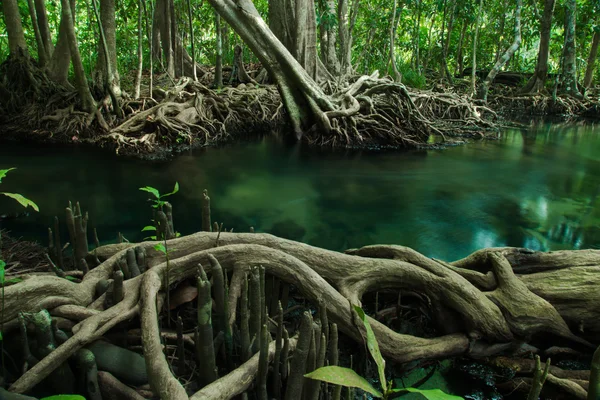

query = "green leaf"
[5, 277, 22, 284]
[0, 331, 3, 341]
[1, 192, 39, 211]
[161, 181, 179, 198]
[392, 387, 464, 400]
[144, 236, 157, 241]
[305, 366, 383, 398]
[0, 168, 16, 183]
[142, 225, 157, 232]
[354, 305, 387, 392]
[0, 260, 5, 285]
[40, 396, 87, 400]
[154, 243, 167, 254]
[139, 186, 161, 199]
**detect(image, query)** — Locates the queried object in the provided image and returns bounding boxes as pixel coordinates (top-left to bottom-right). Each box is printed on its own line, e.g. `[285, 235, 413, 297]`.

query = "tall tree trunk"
[455, 19, 467, 76]
[423, 11, 437, 71]
[60, 0, 108, 130]
[143, 0, 154, 98]
[440, 0, 455, 82]
[495, 6, 506, 63]
[214, 12, 223, 88]
[2, 0, 29, 56]
[521, 0, 555, 94]
[268, 0, 291, 51]
[583, 29, 600, 89]
[389, 0, 401, 82]
[91, 0, 123, 117]
[135, 0, 144, 98]
[477, 0, 522, 101]
[413, 0, 421, 72]
[170, 0, 179, 76]
[98, 0, 121, 96]
[187, 0, 197, 81]
[34, 0, 53, 59]
[560, 0, 580, 97]
[158, 0, 175, 77]
[324, 0, 339, 74]
[471, 0, 484, 96]
[47, 0, 73, 85]
[27, 0, 47, 65]
[207, 0, 331, 138]
[337, 0, 349, 73]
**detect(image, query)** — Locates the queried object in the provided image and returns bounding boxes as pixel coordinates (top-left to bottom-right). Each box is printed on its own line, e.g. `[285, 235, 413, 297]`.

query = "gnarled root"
[4, 232, 598, 398]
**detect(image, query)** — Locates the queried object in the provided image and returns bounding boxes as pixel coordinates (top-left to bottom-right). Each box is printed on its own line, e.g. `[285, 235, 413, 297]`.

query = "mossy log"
[2, 232, 599, 398]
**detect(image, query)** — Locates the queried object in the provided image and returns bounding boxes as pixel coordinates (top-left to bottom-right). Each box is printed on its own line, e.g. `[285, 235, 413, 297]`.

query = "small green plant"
[139, 182, 179, 240]
[40, 395, 86, 400]
[305, 305, 463, 400]
[0, 168, 38, 375]
[139, 182, 179, 211]
[139, 182, 180, 328]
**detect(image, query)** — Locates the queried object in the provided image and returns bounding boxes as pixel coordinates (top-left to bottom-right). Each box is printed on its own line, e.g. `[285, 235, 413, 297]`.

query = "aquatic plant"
[305, 305, 463, 400]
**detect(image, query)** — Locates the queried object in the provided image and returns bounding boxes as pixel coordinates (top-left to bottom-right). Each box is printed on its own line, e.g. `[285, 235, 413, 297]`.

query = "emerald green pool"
[1, 121, 599, 262]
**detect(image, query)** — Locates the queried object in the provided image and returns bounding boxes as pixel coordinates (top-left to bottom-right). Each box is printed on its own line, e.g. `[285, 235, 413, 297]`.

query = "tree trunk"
[268, 0, 292, 51]
[413, 0, 421, 72]
[455, 19, 467, 76]
[34, 0, 53, 59]
[60, 0, 108, 130]
[144, 0, 154, 99]
[471, 0, 484, 96]
[324, 0, 339, 74]
[97, 0, 121, 97]
[27, 0, 48, 66]
[583, 29, 600, 89]
[214, 11, 223, 88]
[92, 0, 123, 117]
[47, 0, 73, 85]
[2, 0, 29, 56]
[441, 0, 455, 82]
[158, 0, 175, 77]
[521, 0, 555, 94]
[495, 6, 506, 63]
[135, 0, 144, 98]
[477, 0, 522, 101]
[187, 0, 197, 81]
[389, 0, 401, 82]
[337, 0, 349, 73]
[560, 0, 580, 97]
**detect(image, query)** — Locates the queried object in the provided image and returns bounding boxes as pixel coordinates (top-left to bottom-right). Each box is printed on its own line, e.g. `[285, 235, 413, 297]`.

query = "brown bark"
[27, 0, 47, 65]
[34, 0, 53, 59]
[521, 0, 556, 94]
[560, 0, 580, 97]
[47, 0, 74, 85]
[583, 29, 599, 89]
[2, 0, 29, 56]
[98, 0, 121, 96]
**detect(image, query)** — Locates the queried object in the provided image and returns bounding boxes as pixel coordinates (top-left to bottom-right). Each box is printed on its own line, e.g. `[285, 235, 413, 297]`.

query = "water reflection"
[0, 121, 599, 261]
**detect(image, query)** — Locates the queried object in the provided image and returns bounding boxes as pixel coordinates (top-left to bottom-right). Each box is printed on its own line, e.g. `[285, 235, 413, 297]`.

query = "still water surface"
[1, 121, 599, 261]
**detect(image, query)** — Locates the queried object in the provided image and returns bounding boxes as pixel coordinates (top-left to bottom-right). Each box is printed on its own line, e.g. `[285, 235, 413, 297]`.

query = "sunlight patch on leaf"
[305, 366, 383, 398]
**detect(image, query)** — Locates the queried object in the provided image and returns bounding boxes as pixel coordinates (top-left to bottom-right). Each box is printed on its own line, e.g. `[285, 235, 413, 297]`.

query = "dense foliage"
[1, 0, 598, 89]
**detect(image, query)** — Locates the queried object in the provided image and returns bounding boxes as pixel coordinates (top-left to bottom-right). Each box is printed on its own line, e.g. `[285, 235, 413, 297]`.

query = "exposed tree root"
[2, 230, 598, 398]
[95, 77, 283, 155]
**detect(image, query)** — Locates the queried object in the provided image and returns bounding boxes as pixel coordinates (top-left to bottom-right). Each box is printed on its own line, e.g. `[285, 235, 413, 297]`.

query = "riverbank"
[0, 57, 598, 160]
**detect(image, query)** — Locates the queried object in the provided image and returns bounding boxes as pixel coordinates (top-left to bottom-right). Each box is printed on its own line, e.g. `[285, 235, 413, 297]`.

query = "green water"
[1, 121, 599, 262]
